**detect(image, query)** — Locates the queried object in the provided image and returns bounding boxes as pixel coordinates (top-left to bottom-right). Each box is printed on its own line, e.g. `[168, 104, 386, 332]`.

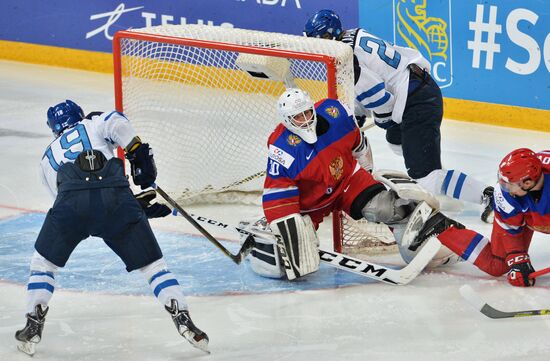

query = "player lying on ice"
[242, 88, 460, 280]
[14, 100, 209, 356]
[303, 9, 495, 223]
[410, 148, 550, 287]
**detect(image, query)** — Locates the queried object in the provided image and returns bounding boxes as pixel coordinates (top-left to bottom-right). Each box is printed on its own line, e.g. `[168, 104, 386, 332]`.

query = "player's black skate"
[481, 186, 495, 224]
[165, 300, 210, 353]
[409, 212, 465, 251]
[15, 304, 48, 356]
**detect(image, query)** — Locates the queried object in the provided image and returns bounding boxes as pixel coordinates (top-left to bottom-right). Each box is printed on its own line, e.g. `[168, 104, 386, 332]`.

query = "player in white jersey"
[15, 100, 209, 355]
[304, 10, 494, 223]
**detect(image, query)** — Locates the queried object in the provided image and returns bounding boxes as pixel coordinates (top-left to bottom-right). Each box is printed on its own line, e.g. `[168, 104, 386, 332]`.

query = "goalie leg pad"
[271, 214, 320, 280]
[374, 169, 440, 210]
[247, 233, 285, 279]
[237, 217, 285, 278]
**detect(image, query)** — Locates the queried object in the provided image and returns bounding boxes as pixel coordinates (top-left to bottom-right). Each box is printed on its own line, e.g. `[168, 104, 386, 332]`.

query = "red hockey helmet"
[498, 148, 542, 184]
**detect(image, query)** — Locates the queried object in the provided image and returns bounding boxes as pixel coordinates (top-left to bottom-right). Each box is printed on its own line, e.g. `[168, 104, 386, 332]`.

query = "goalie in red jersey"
[246, 88, 455, 280]
[411, 148, 550, 287]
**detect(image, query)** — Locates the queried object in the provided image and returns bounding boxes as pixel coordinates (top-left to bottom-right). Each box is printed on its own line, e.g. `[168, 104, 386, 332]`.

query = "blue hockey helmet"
[47, 100, 84, 136]
[304, 9, 343, 40]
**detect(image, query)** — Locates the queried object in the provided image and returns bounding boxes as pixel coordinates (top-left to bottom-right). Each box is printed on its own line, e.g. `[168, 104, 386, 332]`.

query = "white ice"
[0, 60, 549, 361]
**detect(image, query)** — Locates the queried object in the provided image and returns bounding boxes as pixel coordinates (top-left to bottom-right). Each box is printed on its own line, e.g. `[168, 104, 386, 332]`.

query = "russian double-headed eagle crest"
[287, 134, 302, 146]
[329, 156, 344, 181]
[325, 106, 340, 118]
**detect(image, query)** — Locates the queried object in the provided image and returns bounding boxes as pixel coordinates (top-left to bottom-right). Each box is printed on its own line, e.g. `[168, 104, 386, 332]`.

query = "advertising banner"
[1, 0, 548, 112]
[360, 0, 550, 110]
[0, 1, 357, 53]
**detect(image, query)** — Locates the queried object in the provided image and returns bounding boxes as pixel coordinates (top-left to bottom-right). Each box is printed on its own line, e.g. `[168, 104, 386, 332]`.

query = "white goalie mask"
[277, 88, 317, 144]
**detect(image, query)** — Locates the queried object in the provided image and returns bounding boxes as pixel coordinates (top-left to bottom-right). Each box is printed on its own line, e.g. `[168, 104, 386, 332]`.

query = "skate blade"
[184, 332, 210, 354]
[17, 341, 36, 356]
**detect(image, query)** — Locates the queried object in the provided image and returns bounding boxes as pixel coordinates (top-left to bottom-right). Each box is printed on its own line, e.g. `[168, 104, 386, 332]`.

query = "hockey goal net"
[113, 24, 395, 254]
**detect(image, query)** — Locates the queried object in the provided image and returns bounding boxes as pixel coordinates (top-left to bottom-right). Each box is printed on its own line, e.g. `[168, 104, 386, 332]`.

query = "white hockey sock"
[416, 169, 487, 205]
[440, 169, 486, 204]
[26, 251, 58, 314]
[140, 258, 188, 311]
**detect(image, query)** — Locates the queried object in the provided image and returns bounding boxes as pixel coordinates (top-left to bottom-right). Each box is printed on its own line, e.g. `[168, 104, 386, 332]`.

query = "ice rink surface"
[0, 60, 549, 360]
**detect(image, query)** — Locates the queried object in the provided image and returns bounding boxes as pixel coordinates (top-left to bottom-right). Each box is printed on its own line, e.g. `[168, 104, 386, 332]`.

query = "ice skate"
[409, 212, 465, 251]
[480, 186, 494, 223]
[165, 299, 210, 353]
[15, 304, 48, 356]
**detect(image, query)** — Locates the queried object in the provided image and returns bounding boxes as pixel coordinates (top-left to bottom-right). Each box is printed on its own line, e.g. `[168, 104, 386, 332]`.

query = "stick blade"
[235, 235, 255, 264]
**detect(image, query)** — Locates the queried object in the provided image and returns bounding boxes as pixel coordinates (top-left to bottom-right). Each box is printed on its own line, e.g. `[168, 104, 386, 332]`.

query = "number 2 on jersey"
[359, 36, 401, 69]
[44, 124, 92, 171]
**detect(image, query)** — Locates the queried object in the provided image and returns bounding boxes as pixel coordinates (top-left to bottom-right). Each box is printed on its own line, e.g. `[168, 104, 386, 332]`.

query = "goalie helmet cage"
[112, 24, 392, 254]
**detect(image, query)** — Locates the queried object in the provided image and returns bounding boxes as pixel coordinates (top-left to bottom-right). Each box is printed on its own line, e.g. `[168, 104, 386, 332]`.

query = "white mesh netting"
[115, 24, 394, 254]
[115, 24, 354, 204]
[339, 212, 398, 256]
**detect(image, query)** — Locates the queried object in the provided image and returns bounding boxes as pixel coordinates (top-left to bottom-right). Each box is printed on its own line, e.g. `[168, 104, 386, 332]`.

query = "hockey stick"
[153, 185, 254, 265]
[459, 284, 550, 319]
[187, 213, 442, 285]
[529, 266, 550, 280]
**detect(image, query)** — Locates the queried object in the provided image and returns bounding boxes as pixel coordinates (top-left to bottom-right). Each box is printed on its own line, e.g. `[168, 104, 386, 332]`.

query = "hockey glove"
[373, 111, 397, 130]
[126, 143, 157, 189]
[135, 190, 171, 219]
[506, 253, 535, 287]
[354, 115, 367, 128]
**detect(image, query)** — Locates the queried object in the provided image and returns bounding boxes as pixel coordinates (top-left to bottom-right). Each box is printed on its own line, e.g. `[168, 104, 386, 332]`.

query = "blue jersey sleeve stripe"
[461, 233, 484, 260]
[356, 82, 385, 102]
[263, 189, 299, 202]
[453, 172, 467, 198]
[364, 92, 391, 108]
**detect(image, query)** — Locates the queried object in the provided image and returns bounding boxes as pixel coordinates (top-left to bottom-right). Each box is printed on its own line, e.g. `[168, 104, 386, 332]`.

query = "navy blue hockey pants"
[35, 186, 163, 272]
[385, 71, 443, 179]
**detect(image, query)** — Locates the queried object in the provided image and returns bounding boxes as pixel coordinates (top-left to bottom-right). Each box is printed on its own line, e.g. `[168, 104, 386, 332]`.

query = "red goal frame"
[112, 29, 345, 252]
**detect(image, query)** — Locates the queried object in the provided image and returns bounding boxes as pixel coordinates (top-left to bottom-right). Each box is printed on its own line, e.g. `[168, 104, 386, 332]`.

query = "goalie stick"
[186, 212, 442, 285]
[153, 185, 254, 265]
[459, 284, 550, 319]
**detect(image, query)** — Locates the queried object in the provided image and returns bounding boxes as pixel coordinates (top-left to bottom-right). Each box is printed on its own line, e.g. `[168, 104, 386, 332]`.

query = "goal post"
[113, 32, 341, 109]
[112, 24, 393, 256]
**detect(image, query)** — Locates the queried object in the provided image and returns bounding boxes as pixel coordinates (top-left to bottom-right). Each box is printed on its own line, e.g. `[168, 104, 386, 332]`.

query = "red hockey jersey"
[262, 99, 368, 224]
[492, 150, 550, 254]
